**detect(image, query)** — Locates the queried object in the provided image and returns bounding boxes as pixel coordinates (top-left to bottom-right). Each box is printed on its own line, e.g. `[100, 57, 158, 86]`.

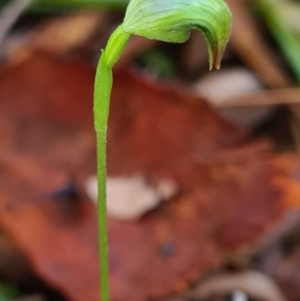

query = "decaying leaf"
[0, 53, 296, 301]
[31, 12, 104, 55]
[6, 12, 107, 62]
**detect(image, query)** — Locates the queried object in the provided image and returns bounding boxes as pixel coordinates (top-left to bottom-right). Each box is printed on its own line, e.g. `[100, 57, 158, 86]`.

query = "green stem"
[96, 129, 109, 301]
[94, 25, 130, 301]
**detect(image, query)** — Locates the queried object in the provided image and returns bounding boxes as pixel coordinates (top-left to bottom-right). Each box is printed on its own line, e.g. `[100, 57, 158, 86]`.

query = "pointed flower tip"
[214, 62, 221, 70]
[123, 0, 232, 70]
[208, 51, 222, 70]
[213, 55, 223, 70]
[209, 60, 220, 71]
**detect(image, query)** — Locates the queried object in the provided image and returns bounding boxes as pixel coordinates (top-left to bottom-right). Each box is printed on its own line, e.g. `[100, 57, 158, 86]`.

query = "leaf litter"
[0, 52, 300, 301]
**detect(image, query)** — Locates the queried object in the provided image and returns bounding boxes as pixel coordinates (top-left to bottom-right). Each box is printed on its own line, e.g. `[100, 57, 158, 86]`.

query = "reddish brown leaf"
[0, 53, 287, 301]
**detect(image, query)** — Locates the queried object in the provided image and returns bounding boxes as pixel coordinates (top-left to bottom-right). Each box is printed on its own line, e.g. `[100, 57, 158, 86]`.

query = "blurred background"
[1, 1, 300, 301]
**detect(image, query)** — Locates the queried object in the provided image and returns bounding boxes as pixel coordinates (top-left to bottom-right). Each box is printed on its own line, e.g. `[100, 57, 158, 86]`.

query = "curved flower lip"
[123, 0, 232, 69]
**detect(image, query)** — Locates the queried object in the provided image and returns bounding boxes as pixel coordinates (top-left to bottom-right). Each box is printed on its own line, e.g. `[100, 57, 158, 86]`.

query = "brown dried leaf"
[7, 12, 106, 61]
[32, 12, 104, 54]
[0, 51, 95, 175]
[0, 53, 289, 301]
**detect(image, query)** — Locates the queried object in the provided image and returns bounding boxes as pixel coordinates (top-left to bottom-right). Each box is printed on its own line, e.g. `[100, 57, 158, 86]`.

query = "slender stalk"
[96, 129, 109, 301]
[94, 25, 130, 301]
[94, 52, 111, 301]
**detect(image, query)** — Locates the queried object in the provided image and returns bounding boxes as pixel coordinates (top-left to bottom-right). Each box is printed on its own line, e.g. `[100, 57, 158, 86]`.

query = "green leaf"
[123, 0, 232, 69]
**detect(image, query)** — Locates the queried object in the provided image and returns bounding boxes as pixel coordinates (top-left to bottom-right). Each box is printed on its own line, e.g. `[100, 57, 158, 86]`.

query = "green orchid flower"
[94, 1, 232, 301]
